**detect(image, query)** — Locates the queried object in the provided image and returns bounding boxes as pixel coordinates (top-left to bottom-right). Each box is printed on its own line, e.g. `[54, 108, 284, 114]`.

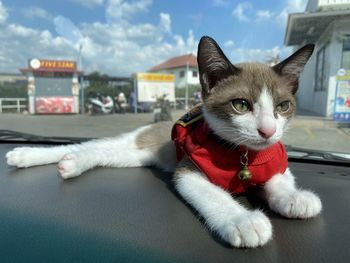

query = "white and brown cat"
[6, 36, 322, 248]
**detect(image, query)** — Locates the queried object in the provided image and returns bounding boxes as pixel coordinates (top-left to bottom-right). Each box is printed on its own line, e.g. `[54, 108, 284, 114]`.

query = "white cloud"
[0, 1, 198, 76]
[212, 0, 230, 7]
[287, 0, 306, 13]
[232, 2, 253, 22]
[229, 45, 293, 64]
[0, 1, 8, 24]
[22, 6, 52, 20]
[0, 23, 76, 72]
[276, 0, 307, 27]
[159, 12, 171, 33]
[71, 0, 104, 8]
[106, 0, 152, 22]
[54, 15, 83, 44]
[224, 40, 235, 48]
[256, 10, 273, 21]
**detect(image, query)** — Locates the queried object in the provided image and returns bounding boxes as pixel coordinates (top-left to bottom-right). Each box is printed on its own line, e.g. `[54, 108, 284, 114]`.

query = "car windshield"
[0, 0, 349, 156]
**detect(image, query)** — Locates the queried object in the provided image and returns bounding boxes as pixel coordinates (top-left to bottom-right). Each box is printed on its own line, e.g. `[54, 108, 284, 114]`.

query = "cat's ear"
[197, 36, 238, 94]
[273, 44, 314, 93]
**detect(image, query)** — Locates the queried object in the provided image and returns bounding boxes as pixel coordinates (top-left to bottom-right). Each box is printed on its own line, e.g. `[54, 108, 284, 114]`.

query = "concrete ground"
[0, 110, 349, 153]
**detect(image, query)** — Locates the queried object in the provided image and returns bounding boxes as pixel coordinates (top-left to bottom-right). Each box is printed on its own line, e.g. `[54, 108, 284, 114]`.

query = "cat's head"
[197, 36, 314, 151]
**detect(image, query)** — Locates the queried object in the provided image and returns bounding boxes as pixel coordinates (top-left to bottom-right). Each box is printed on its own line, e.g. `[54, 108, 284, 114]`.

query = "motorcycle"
[88, 94, 114, 115]
[153, 95, 172, 123]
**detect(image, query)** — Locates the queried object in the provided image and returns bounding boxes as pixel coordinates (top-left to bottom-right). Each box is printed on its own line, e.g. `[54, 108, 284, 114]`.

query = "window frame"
[315, 45, 327, 92]
[341, 34, 350, 70]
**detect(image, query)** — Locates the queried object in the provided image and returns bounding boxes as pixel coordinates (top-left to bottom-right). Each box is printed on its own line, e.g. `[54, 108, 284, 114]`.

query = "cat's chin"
[243, 140, 277, 151]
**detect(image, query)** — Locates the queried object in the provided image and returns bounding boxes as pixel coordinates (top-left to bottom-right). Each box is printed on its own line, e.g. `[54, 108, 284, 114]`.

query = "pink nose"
[258, 114, 276, 139]
[258, 128, 275, 139]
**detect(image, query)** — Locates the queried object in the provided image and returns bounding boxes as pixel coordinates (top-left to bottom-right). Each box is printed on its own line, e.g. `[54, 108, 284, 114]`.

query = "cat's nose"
[258, 127, 276, 139]
[258, 114, 276, 139]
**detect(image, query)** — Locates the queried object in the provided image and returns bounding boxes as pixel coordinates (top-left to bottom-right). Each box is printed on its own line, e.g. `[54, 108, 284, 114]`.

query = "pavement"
[0, 110, 349, 154]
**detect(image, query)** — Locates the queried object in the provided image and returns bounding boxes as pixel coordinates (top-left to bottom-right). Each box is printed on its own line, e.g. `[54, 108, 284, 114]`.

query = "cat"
[6, 36, 322, 248]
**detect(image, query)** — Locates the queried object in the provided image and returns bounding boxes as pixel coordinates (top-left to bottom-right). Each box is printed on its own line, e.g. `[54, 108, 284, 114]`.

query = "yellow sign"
[336, 69, 350, 80]
[136, 73, 174, 82]
[29, 59, 76, 70]
[40, 60, 76, 69]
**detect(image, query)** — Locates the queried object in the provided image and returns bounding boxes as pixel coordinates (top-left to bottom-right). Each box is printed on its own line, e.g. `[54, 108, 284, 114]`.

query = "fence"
[0, 98, 27, 113]
[174, 97, 198, 109]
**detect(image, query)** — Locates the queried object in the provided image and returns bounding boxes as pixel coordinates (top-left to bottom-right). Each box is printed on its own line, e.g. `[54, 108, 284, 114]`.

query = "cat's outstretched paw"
[57, 153, 82, 179]
[6, 147, 40, 168]
[269, 190, 322, 219]
[221, 210, 272, 248]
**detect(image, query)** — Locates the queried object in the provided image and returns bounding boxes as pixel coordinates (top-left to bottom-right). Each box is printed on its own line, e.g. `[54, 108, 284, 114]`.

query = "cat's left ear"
[197, 36, 239, 94]
[273, 44, 314, 93]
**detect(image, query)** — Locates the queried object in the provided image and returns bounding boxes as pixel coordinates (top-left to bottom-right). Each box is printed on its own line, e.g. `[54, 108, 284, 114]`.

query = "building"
[149, 54, 199, 88]
[20, 59, 82, 114]
[0, 73, 26, 84]
[285, 0, 350, 117]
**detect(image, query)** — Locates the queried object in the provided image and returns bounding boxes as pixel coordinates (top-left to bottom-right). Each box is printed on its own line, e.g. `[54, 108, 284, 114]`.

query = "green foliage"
[0, 82, 27, 98]
[83, 71, 132, 101]
[175, 84, 201, 98]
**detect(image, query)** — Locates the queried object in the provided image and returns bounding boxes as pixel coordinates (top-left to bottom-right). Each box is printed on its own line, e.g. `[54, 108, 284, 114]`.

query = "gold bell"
[238, 165, 252, 181]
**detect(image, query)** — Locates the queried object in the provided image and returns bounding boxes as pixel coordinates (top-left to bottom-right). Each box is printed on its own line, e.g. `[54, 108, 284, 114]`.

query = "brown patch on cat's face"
[197, 36, 313, 149]
[203, 63, 296, 121]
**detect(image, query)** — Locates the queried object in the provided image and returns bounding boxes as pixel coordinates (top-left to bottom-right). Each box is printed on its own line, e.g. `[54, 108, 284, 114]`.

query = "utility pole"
[78, 43, 85, 114]
[185, 61, 189, 110]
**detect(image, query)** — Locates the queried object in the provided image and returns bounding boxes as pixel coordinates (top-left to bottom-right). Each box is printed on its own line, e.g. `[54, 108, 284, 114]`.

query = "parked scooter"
[88, 93, 114, 115]
[153, 95, 172, 122]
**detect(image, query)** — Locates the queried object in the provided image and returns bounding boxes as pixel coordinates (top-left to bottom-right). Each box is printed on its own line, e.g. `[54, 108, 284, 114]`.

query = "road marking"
[304, 126, 315, 139]
[336, 128, 350, 138]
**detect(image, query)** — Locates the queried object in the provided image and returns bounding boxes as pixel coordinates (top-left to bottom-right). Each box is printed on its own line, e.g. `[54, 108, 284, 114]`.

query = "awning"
[19, 68, 83, 74]
[284, 9, 350, 46]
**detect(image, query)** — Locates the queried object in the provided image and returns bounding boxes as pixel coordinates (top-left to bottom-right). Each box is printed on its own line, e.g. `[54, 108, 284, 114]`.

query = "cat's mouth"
[244, 137, 278, 151]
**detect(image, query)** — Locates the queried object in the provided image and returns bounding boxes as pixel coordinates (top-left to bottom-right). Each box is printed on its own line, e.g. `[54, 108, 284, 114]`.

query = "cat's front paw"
[57, 153, 82, 179]
[221, 210, 272, 248]
[269, 190, 322, 219]
[6, 147, 39, 168]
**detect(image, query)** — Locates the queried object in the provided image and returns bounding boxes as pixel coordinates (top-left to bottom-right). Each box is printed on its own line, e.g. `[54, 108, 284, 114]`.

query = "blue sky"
[0, 0, 306, 76]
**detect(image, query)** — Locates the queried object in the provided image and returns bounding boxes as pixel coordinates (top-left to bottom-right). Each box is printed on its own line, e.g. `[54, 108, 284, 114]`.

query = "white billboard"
[135, 73, 175, 102]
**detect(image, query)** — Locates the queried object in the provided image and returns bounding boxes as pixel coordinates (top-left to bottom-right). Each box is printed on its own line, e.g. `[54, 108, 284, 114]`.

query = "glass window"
[192, 71, 198, 77]
[179, 71, 185, 78]
[315, 45, 328, 92]
[341, 35, 350, 69]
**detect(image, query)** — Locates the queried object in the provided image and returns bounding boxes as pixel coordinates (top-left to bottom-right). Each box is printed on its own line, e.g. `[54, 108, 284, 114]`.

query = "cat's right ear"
[197, 36, 238, 94]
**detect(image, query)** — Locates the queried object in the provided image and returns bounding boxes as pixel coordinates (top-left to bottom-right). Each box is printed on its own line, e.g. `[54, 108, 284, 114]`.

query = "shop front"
[21, 59, 81, 114]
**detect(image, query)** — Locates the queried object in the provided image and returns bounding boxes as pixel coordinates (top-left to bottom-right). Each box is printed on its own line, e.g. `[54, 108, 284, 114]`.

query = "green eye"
[232, 99, 251, 113]
[276, 101, 290, 113]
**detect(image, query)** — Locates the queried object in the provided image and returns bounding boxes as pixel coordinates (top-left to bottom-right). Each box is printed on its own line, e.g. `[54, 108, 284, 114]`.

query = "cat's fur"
[6, 36, 322, 248]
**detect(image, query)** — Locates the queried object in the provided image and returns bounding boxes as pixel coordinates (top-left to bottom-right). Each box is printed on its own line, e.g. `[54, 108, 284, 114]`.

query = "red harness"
[171, 108, 288, 194]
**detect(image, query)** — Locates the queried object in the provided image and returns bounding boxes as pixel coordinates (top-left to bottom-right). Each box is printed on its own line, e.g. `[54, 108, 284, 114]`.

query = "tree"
[84, 71, 132, 101]
[0, 82, 27, 98]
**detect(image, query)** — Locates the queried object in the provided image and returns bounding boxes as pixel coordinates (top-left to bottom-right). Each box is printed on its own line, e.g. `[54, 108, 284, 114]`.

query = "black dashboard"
[1, 143, 349, 262]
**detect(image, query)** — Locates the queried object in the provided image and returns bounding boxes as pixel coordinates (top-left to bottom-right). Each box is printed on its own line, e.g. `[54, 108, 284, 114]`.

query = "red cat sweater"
[171, 107, 288, 194]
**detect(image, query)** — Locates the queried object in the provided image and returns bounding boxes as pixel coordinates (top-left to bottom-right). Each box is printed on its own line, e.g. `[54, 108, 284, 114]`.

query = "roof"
[285, 9, 350, 46]
[149, 54, 197, 72]
[20, 68, 83, 74]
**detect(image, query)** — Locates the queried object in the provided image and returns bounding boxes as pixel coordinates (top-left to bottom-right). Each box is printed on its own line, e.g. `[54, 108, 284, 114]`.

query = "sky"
[0, 0, 307, 76]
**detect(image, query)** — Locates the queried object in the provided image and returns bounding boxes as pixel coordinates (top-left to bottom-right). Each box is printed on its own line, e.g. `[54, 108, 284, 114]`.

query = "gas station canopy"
[284, 9, 350, 46]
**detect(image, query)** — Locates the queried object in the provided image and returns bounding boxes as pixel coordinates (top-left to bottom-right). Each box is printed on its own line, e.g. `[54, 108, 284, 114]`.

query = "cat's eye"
[231, 99, 251, 113]
[276, 101, 290, 113]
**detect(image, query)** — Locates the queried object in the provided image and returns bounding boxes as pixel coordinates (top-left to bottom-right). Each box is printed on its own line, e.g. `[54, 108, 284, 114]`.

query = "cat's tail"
[6, 121, 177, 176]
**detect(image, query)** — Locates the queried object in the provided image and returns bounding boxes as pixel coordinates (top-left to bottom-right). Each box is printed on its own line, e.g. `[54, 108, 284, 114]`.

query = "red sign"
[35, 97, 74, 114]
[29, 59, 76, 71]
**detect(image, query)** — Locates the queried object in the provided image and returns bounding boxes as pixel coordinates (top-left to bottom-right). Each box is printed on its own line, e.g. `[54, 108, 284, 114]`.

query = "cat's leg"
[263, 168, 322, 219]
[6, 145, 74, 168]
[54, 123, 176, 179]
[174, 158, 272, 248]
[7, 122, 175, 175]
[57, 145, 154, 179]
